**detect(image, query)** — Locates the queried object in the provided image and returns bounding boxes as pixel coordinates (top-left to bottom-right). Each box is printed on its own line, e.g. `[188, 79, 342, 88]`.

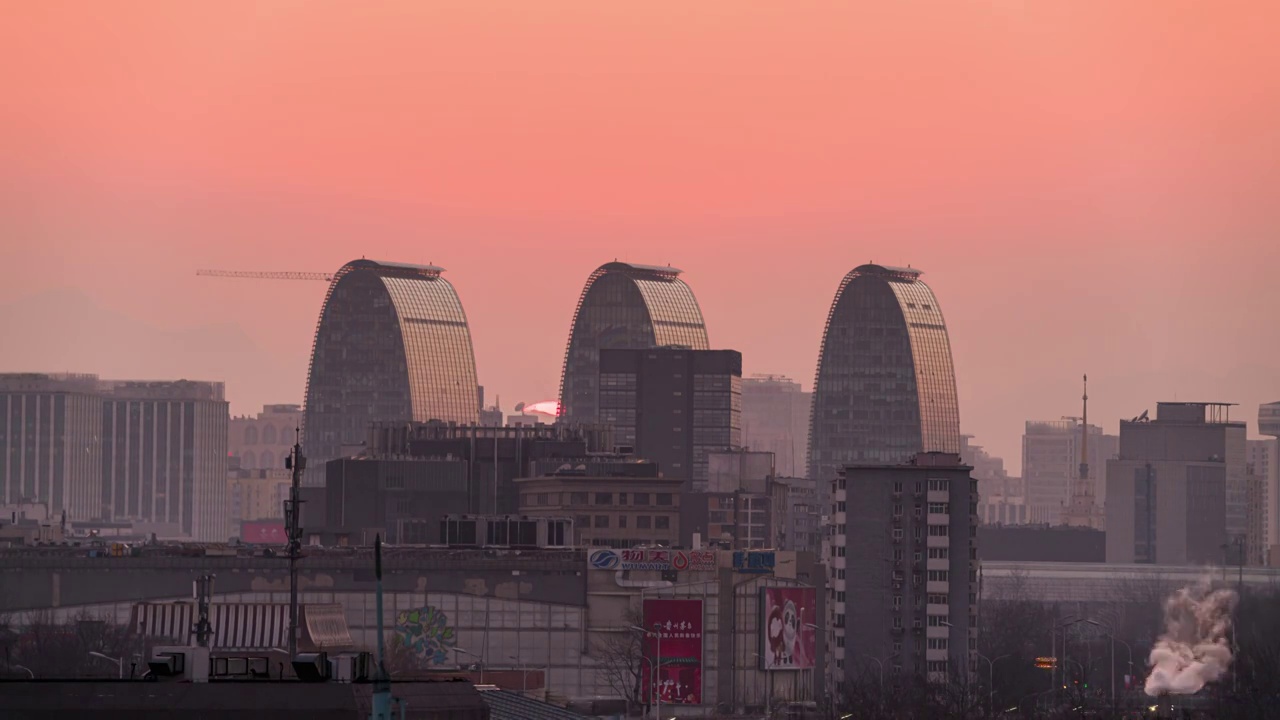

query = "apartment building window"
[618, 493, 628, 505]
[836, 591, 846, 603]
[596, 493, 613, 505]
[928, 525, 949, 537]
[893, 616, 902, 629]
[892, 528, 904, 540]
[836, 635, 845, 648]
[894, 481, 903, 493]
[928, 594, 949, 605]
[928, 615, 950, 627]
[928, 638, 949, 650]
[656, 493, 673, 506]
[914, 550, 922, 562]
[575, 515, 591, 528]
[834, 545, 846, 557]
[914, 504, 923, 518]
[928, 660, 949, 673]
[836, 501, 847, 513]
[914, 527, 922, 541]
[893, 548, 903, 561]
[618, 515, 628, 529]
[594, 516, 610, 528]
[928, 478, 949, 491]
[537, 493, 549, 506]
[929, 548, 949, 559]
[893, 641, 902, 654]
[893, 595, 902, 609]
[913, 573, 922, 587]
[571, 492, 589, 505]
[893, 504, 903, 517]
[928, 503, 949, 514]
[637, 516, 652, 529]
[633, 493, 650, 506]
[928, 570, 949, 582]
[655, 516, 670, 530]
[970, 547, 978, 559]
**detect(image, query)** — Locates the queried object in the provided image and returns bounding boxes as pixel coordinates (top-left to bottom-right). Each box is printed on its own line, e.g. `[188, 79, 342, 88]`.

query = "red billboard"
[641, 598, 703, 705]
[761, 587, 817, 670]
[241, 520, 286, 544]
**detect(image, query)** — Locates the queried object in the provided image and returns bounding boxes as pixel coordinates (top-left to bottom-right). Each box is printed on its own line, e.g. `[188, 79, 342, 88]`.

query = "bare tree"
[592, 608, 645, 714]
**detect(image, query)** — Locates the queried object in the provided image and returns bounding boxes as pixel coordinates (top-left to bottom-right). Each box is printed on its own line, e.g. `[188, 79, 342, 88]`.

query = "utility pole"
[284, 429, 306, 658]
[192, 573, 216, 647]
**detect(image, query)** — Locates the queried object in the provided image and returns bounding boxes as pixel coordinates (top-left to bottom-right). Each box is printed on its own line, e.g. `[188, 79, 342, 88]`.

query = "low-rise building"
[517, 473, 684, 548]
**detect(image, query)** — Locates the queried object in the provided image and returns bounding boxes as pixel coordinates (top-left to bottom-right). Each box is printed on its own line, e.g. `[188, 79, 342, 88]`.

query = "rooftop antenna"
[284, 428, 306, 657]
[1079, 374, 1089, 483]
[193, 573, 216, 647]
[370, 535, 392, 719]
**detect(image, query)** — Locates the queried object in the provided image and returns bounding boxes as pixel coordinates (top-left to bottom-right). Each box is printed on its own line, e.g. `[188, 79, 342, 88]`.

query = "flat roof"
[599, 261, 684, 276]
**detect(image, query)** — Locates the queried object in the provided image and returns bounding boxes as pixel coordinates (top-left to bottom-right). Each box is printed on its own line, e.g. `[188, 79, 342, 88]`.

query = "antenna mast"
[284, 429, 306, 657]
[1063, 374, 1101, 529]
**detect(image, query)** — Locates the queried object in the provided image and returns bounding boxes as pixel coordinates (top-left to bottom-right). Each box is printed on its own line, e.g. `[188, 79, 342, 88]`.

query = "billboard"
[761, 587, 817, 670]
[588, 548, 717, 572]
[642, 598, 703, 705]
[241, 520, 286, 544]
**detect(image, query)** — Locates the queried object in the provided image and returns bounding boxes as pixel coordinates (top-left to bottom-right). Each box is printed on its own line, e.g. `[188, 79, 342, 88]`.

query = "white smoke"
[1143, 580, 1237, 697]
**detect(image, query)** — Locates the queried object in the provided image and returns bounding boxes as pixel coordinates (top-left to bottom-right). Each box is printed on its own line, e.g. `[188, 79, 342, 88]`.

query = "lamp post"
[12, 664, 33, 679]
[88, 652, 123, 679]
[631, 624, 662, 720]
[508, 655, 528, 693]
[976, 653, 1008, 718]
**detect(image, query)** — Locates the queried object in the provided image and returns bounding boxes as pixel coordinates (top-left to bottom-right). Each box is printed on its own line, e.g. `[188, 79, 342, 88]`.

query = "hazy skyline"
[3, 1, 1279, 465]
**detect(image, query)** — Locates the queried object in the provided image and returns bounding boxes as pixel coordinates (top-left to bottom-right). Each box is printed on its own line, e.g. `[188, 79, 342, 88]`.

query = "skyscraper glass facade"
[808, 265, 961, 488]
[303, 260, 479, 486]
[558, 262, 709, 424]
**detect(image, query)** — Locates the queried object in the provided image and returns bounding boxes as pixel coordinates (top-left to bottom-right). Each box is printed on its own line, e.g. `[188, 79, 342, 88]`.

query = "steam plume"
[1143, 581, 1237, 696]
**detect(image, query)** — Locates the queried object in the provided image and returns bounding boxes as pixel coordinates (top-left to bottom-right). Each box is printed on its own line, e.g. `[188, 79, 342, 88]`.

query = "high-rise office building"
[598, 347, 742, 488]
[1105, 402, 1246, 565]
[808, 264, 961, 498]
[827, 452, 978, 694]
[1022, 420, 1118, 525]
[558, 262, 709, 425]
[302, 260, 480, 486]
[101, 380, 229, 542]
[741, 375, 811, 478]
[1258, 402, 1280, 561]
[0, 373, 103, 521]
[0, 373, 229, 541]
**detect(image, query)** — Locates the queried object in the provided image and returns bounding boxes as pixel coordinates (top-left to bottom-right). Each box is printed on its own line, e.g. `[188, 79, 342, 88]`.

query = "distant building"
[516, 473, 684, 548]
[809, 265, 961, 504]
[741, 375, 811, 478]
[828, 453, 978, 693]
[365, 422, 616, 515]
[681, 450, 785, 549]
[598, 347, 742, 489]
[302, 260, 481, 488]
[1257, 401, 1280, 562]
[977, 525, 1105, 563]
[0, 373, 103, 521]
[99, 379, 229, 542]
[1105, 402, 1246, 565]
[227, 464, 292, 536]
[1022, 420, 1118, 525]
[779, 476, 823, 554]
[557, 262, 709, 426]
[323, 457, 471, 545]
[230, 404, 300, 472]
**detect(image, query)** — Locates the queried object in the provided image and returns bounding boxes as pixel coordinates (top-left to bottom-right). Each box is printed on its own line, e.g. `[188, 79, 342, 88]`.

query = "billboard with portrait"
[641, 598, 703, 705]
[760, 587, 817, 670]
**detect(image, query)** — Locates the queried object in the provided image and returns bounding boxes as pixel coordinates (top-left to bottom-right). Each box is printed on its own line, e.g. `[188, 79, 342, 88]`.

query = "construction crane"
[196, 269, 334, 282]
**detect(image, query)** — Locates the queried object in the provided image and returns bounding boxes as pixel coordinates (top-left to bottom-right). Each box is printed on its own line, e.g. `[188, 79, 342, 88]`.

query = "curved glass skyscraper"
[303, 260, 479, 485]
[558, 262, 709, 424]
[808, 264, 961, 484]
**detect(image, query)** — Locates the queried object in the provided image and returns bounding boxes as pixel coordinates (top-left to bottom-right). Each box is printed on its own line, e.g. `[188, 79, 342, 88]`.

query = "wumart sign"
[588, 548, 718, 572]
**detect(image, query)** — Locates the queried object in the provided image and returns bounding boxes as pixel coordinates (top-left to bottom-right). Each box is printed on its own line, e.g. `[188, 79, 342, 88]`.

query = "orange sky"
[2, 1, 1278, 466]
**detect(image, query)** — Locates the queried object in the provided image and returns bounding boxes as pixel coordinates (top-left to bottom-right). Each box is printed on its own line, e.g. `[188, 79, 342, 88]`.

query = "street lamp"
[1085, 620, 1132, 705]
[451, 647, 481, 683]
[976, 653, 1009, 718]
[861, 655, 884, 692]
[508, 655, 528, 693]
[12, 664, 33, 679]
[88, 651, 123, 679]
[630, 624, 663, 720]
